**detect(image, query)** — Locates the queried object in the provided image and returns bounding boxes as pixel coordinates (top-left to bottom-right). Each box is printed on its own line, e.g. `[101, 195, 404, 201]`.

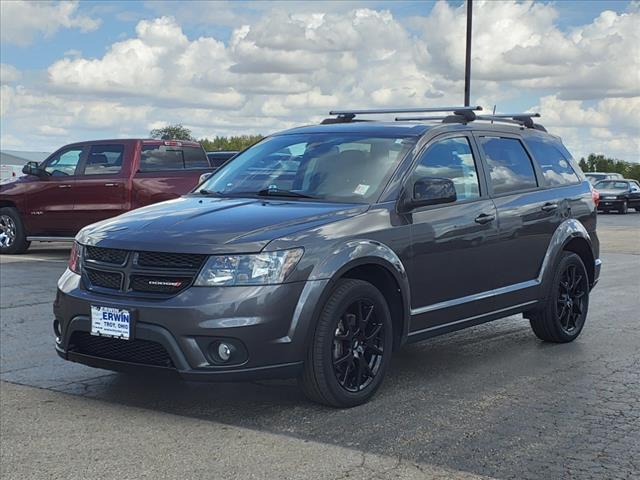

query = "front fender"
[288, 239, 412, 346]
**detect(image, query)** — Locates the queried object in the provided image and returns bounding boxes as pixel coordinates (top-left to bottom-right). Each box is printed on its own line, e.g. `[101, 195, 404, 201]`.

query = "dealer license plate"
[91, 305, 131, 340]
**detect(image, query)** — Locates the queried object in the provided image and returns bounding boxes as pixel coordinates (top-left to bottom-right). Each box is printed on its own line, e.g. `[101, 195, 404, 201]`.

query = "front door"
[406, 134, 500, 334]
[24, 146, 85, 236]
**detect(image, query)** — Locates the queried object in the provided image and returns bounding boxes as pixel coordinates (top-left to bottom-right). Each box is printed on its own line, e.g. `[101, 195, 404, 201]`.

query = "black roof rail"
[326, 106, 482, 123]
[395, 111, 545, 130]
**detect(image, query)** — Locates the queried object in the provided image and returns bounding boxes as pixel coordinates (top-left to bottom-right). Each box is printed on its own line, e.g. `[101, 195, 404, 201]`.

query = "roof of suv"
[277, 122, 433, 137]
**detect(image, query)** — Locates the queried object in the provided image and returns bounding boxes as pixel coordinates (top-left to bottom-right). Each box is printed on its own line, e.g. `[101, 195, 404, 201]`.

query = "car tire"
[299, 279, 393, 408]
[529, 252, 589, 343]
[0, 207, 30, 254]
[618, 201, 628, 214]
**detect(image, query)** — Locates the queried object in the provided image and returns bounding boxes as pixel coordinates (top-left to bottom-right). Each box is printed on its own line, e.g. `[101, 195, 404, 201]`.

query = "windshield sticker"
[354, 184, 370, 196]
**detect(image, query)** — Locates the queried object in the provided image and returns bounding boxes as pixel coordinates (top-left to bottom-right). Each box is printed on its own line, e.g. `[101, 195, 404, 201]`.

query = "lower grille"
[86, 268, 123, 290]
[69, 332, 174, 368]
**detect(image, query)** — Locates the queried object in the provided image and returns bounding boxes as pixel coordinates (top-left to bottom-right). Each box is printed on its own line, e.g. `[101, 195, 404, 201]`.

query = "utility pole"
[464, 0, 473, 106]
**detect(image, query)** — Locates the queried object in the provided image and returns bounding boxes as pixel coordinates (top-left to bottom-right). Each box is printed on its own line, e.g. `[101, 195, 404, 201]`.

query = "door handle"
[474, 213, 495, 224]
[58, 184, 72, 189]
[104, 183, 119, 187]
[541, 202, 558, 212]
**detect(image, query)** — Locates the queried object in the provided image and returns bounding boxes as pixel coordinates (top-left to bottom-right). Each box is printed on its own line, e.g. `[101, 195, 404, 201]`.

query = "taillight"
[591, 188, 600, 208]
[68, 242, 81, 274]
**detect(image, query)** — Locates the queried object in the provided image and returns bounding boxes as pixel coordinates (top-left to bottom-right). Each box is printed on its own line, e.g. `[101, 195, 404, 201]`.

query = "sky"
[0, 0, 638, 162]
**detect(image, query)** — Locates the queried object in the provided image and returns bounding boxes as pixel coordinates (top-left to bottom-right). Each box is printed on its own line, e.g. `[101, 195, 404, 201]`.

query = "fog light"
[218, 342, 232, 362]
[53, 319, 62, 344]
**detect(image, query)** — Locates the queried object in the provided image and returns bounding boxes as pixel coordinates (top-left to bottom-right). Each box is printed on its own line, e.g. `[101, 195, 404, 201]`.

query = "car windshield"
[198, 133, 416, 203]
[595, 180, 628, 190]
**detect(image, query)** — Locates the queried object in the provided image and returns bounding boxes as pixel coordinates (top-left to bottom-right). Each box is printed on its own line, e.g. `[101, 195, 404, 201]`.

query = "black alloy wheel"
[299, 279, 393, 407]
[556, 263, 588, 335]
[332, 299, 385, 393]
[529, 252, 590, 343]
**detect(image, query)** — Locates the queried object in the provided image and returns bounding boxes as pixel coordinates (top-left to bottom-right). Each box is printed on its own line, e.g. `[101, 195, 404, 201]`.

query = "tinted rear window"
[140, 145, 208, 171]
[84, 144, 124, 175]
[479, 137, 538, 195]
[524, 137, 579, 186]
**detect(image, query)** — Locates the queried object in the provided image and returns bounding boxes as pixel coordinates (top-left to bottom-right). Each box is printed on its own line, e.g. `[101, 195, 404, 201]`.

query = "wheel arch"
[301, 240, 411, 349]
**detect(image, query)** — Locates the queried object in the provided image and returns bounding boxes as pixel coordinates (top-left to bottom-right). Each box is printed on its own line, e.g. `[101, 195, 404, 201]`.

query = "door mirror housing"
[22, 161, 46, 177]
[403, 177, 457, 211]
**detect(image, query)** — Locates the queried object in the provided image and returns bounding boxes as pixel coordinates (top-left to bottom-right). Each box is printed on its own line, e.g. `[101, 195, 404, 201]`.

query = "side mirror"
[198, 172, 213, 185]
[403, 177, 457, 211]
[22, 161, 45, 177]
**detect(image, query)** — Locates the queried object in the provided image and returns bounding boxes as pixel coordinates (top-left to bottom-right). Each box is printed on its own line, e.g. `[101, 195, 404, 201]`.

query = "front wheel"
[529, 252, 589, 343]
[0, 207, 30, 254]
[299, 279, 393, 408]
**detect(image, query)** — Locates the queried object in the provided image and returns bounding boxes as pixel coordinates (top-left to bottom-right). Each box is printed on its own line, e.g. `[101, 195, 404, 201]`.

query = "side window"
[43, 148, 83, 176]
[524, 138, 579, 186]
[83, 145, 124, 175]
[479, 137, 538, 195]
[183, 147, 209, 169]
[139, 146, 184, 172]
[413, 137, 480, 201]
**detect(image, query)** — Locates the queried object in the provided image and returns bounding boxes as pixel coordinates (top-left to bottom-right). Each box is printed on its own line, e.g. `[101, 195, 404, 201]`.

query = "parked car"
[594, 179, 640, 214]
[0, 139, 213, 254]
[585, 172, 623, 185]
[0, 164, 22, 182]
[53, 107, 600, 407]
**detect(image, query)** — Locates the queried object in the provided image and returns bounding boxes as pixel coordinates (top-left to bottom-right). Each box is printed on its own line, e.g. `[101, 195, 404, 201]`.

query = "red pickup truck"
[0, 139, 213, 254]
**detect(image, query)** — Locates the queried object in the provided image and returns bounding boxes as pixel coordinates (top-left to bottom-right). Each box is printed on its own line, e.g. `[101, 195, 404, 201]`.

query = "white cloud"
[0, 64, 22, 84]
[2, 2, 639, 161]
[0, 0, 101, 46]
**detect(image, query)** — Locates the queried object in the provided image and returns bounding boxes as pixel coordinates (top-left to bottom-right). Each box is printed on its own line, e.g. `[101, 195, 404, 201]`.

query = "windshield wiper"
[255, 188, 316, 199]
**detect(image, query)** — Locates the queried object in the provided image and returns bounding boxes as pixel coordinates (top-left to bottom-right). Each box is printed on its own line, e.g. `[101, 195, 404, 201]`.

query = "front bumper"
[54, 269, 329, 381]
[598, 198, 624, 210]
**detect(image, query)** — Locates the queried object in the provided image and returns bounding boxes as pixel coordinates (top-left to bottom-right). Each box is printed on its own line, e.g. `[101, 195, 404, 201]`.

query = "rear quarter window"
[139, 145, 208, 172]
[524, 137, 579, 186]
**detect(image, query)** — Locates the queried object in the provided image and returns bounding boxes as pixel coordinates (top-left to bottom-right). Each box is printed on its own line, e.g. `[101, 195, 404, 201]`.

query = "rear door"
[132, 142, 211, 208]
[24, 146, 86, 236]
[406, 134, 501, 333]
[475, 133, 567, 309]
[72, 143, 129, 231]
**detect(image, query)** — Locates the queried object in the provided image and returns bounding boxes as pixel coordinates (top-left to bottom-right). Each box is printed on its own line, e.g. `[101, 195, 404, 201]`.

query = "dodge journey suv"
[54, 106, 601, 407]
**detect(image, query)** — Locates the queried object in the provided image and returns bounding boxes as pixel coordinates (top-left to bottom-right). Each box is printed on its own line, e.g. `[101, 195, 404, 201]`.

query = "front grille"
[137, 251, 206, 270]
[82, 248, 203, 297]
[85, 246, 128, 265]
[130, 275, 192, 294]
[69, 332, 174, 368]
[85, 268, 123, 290]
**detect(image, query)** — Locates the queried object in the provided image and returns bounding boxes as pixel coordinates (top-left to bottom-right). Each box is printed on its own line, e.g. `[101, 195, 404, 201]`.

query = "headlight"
[194, 248, 304, 286]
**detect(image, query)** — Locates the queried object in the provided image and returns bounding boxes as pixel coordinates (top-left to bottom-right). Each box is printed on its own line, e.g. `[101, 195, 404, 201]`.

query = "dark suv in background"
[53, 106, 600, 407]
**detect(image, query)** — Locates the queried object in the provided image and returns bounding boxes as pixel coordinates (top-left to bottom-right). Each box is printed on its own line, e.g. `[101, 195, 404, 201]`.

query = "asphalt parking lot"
[1, 213, 639, 480]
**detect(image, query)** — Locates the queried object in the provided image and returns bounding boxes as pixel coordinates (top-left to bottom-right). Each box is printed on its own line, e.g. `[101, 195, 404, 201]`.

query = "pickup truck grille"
[82, 246, 206, 297]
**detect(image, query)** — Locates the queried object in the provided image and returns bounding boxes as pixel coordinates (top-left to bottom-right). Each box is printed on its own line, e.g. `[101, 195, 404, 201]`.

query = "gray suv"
[54, 106, 601, 407]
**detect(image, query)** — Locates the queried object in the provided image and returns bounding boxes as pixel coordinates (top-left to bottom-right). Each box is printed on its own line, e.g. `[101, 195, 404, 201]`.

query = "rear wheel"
[618, 201, 628, 214]
[299, 279, 393, 408]
[0, 207, 30, 254]
[530, 252, 589, 343]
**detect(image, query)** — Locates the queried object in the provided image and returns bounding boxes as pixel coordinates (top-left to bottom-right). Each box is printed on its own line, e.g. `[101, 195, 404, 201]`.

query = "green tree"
[577, 153, 640, 182]
[199, 135, 264, 152]
[149, 124, 194, 141]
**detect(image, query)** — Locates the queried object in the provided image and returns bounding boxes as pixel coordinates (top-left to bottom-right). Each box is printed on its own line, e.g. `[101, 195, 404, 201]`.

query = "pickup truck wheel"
[0, 207, 30, 254]
[618, 201, 628, 214]
[299, 279, 393, 408]
[529, 252, 589, 343]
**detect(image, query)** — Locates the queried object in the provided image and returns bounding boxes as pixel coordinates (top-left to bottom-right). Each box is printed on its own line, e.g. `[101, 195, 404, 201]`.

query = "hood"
[0, 174, 38, 191]
[78, 196, 367, 254]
